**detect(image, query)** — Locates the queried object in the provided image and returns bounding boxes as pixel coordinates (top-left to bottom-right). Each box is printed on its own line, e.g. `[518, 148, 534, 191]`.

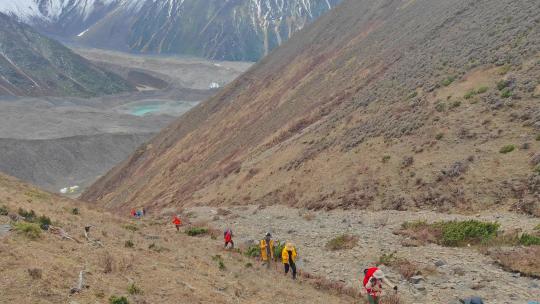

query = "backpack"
[363, 267, 379, 287]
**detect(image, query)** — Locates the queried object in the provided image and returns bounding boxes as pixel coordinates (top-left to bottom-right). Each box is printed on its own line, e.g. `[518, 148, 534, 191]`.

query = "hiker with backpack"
[260, 232, 275, 268]
[224, 228, 234, 249]
[282, 242, 297, 279]
[172, 215, 182, 231]
[362, 267, 398, 304]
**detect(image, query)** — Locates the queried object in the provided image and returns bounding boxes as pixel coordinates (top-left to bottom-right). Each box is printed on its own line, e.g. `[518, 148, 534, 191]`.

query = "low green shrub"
[464, 90, 477, 99]
[402, 220, 500, 247]
[401, 220, 429, 230]
[535, 134, 540, 141]
[109, 296, 129, 304]
[124, 240, 134, 248]
[435, 133, 444, 140]
[519, 234, 540, 246]
[534, 165, 540, 175]
[17, 208, 51, 230]
[37, 215, 51, 230]
[0, 205, 8, 216]
[274, 241, 286, 262]
[442, 76, 456, 86]
[497, 80, 509, 90]
[499, 144, 515, 154]
[71, 208, 80, 215]
[13, 222, 41, 239]
[407, 91, 418, 99]
[122, 224, 138, 232]
[501, 88, 512, 98]
[382, 155, 391, 163]
[18, 208, 36, 222]
[476, 86, 489, 94]
[435, 220, 500, 247]
[185, 227, 208, 236]
[435, 102, 446, 112]
[244, 244, 260, 257]
[127, 283, 142, 295]
[377, 252, 397, 266]
[212, 255, 226, 270]
[245, 262, 253, 268]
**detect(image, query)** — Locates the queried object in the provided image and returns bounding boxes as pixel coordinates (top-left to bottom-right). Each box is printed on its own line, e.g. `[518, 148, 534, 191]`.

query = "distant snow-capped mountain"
[0, 0, 341, 61]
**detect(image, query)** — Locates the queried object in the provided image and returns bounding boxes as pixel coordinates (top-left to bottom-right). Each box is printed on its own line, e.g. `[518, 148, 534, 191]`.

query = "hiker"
[130, 209, 136, 218]
[172, 215, 182, 231]
[281, 242, 297, 279]
[142, 207, 146, 216]
[136, 209, 142, 218]
[224, 228, 234, 249]
[260, 232, 275, 268]
[362, 267, 398, 304]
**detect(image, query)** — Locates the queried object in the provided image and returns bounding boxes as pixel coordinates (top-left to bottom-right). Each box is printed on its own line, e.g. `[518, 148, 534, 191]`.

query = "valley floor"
[186, 205, 540, 303]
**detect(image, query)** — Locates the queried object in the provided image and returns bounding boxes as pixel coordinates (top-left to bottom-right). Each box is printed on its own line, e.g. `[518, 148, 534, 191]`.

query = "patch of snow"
[209, 82, 220, 89]
[77, 28, 90, 37]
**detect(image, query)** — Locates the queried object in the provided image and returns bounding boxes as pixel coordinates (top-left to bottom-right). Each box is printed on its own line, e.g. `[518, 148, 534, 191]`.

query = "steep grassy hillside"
[0, 13, 132, 97]
[83, 0, 540, 216]
[0, 173, 353, 303]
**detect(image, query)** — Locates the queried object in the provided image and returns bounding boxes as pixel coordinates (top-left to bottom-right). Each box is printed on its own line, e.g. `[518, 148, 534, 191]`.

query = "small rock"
[413, 283, 426, 291]
[434, 260, 446, 267]
[511, 272, 521, 278]
[410, 275, 425, 284]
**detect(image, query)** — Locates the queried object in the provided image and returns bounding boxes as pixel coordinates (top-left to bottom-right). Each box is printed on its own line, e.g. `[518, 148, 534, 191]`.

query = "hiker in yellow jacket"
[281, 242, 297, 279]
[260, 232, 274, 268]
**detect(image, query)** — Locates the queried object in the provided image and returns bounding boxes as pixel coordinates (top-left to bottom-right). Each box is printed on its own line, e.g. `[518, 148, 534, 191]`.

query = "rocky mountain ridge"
[0, 0, 341, 61]
[0, 12, 132, 97]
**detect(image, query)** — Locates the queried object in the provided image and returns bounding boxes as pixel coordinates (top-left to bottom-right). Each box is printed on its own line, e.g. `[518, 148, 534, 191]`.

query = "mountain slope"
[83, 0, 540, 215]
[0, 173, 353, 303]
[0, 12, 132, 97]
[0, 0, 341, 61]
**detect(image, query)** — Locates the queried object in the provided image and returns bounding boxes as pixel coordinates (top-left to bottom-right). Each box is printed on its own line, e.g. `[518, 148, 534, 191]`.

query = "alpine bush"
[435, 220, 500, 246]
[109, 296, 129, 304]
[244, 244, 260, 257]
[185, 227, 208, 236]
[518, 234, 540, 246]
[0, 205, 8, 216]
[499, 144, 515, 154]
[13, 222, 41, 239]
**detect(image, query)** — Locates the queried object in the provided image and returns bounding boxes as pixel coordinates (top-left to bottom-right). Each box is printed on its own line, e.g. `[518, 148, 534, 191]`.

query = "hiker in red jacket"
[362, 267, 398, 304]
[172, 215, 182, 231]
[130, 209, 136, 218]
[224, 228, 234, 249]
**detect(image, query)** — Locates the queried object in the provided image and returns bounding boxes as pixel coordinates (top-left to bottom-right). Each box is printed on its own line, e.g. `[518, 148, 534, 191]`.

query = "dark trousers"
[224, 240, 234, 248]
[284, 262, 296, 279]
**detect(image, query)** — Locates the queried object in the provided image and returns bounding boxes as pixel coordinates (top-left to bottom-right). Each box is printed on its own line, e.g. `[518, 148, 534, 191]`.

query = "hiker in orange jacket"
[172, 215, 182, 231]
[362, 267, 398, 304]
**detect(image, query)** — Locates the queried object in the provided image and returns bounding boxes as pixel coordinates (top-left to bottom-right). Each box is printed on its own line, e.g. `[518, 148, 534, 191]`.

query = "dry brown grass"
[0, 174, 353, 304]
[380, 294, 403, 304]
[490, 246, 540, 278]
[325, 234, 359, 251]
[301, 271, 360, 299]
